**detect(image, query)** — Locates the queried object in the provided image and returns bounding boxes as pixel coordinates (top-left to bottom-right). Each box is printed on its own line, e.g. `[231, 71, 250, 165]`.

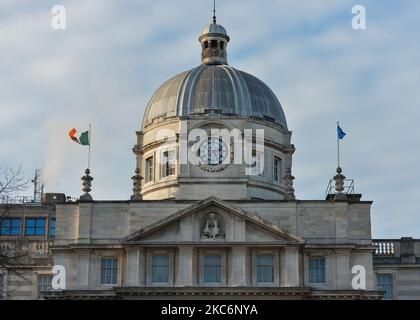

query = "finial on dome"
[213, 0, 216, 23]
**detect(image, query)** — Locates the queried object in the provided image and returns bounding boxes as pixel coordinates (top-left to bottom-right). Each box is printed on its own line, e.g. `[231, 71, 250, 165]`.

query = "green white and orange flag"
[69, 128, 90, 146]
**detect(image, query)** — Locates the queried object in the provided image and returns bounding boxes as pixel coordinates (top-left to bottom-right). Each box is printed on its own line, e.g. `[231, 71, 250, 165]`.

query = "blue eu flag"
[337, 125, 346, 140]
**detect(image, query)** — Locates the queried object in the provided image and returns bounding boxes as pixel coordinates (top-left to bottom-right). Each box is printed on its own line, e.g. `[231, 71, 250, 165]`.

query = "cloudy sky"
[1, 0, 419, 238]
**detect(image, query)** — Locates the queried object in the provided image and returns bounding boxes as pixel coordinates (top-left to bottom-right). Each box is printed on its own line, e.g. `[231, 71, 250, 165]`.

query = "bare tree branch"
[0, 166, 29, 218]
[1, 166, 30, 276]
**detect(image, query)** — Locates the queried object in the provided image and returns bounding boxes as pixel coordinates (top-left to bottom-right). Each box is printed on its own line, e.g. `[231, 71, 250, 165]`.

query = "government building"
[1, 15, 419, 300]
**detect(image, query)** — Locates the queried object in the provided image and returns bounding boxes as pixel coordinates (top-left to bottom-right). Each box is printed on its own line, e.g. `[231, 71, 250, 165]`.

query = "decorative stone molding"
[80, 168, 93, 201]
[200, 213, 225, 240]
[131, 168, 143, 200]
[283, 168, 296, 200]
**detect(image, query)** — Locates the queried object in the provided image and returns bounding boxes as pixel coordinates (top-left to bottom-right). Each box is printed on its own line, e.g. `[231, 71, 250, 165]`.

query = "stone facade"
[0, 201, 55, 300]
[373, 238, 420, 300]
[44, 197, 381, 299]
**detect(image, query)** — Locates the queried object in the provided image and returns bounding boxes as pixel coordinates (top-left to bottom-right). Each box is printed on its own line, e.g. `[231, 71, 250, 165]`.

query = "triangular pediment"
[121, 196, 304, 244]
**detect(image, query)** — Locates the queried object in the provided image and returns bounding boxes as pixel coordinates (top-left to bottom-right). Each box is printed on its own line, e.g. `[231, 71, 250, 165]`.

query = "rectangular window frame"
[160, 149, 176, 178]
[308, 256, 326, 284]
[25, 217, 46, 236]
[273, 156, 282, 183]
[145, 156, 154, 183]
[376, 273, 395, 300]
[151, 254, 170, 284]
[199, 250, 226, 287]
[256, 254, 275, 284]
[99, 257, 119, 286]
[37, 274, 52, 300]
[0, 218, 22, 236]
[146, 250, 174, 287]
[251, 150, 264, 177]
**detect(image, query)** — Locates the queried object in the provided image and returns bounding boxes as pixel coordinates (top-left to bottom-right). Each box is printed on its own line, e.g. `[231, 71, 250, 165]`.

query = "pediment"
[121, 196, 304, 244]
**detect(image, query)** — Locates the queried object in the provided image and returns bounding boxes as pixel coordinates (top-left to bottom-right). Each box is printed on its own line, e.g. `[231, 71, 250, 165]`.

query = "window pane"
[309, 257, 326, 284]
[273, 157, 282, 182]
[152, 255, 170, 283]
[26, 219, 35, 227]
[37, 218, 46, 227]
[204, 255, 222, 283]
[100, 258, 118, 285]
[257, 255, 274, 283]
[37, 275, 52, 299]
[25, 218, 45, 236]
[146, 157, 154, 182]
[0, 218, 21, 236]
[377, 274, 394, 300]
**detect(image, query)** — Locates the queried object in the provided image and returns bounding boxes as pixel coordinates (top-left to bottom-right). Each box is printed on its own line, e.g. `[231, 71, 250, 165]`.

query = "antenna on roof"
[213, 0, 216, 23]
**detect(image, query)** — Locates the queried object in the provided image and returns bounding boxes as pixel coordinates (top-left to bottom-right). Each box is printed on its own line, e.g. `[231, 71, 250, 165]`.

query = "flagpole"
[88, 124, 91, 169]
[337, 122, 340, 168]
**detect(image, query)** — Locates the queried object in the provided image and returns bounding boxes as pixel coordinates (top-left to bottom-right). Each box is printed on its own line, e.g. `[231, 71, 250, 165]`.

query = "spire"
[213, 0, 216, 23]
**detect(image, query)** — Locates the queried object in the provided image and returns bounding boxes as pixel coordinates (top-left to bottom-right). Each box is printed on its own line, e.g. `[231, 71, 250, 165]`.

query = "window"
[0, 218, 21, 236]
[145, 157, 154, 182]
[273, 156, 282, 182]
[211, 40, 218, 49]
[308, 257, 326, 284]
[377, 274, 394, 300]
[251, 151, 263, 176]
[37, 274, 52, 299]
[256, 255, 274, 283]
[0, 274, 4, 300]
[25, 218, 46, 236]
[203, 255, 222, 283]
[49, 218, 56, 238]
[204, 41, 209, 49]
[151, 255, 170, 283]
[220, 41, 225, 50]
[160, 150, 176, 178]
[100, 258, 118, 285]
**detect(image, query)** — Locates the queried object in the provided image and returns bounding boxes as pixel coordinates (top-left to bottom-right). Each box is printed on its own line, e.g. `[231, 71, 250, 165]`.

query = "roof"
[141, 64, 288, 130]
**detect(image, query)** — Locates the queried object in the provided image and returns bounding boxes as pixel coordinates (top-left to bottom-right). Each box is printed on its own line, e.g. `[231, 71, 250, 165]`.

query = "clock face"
[199, 137, 229, 166]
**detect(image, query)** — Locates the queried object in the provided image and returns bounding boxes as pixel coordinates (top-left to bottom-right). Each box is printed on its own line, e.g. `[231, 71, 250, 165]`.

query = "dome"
[201, 23, 228, 37]
[141, 64, 288, 130]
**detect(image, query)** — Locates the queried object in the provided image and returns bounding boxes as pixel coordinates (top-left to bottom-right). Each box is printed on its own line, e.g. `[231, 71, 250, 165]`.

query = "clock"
[197, 137, 232, 172]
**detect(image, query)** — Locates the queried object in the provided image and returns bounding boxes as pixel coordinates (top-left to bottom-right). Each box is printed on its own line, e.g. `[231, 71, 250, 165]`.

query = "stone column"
[77, 254, 90, 289]
[335, 250, 351, 290]
[280, 247, 300, 287]
[125, 248, 142, 286]
[229, 247, 248, 286]
[175, 247, 194, 286]
[138, 248, 146, 286]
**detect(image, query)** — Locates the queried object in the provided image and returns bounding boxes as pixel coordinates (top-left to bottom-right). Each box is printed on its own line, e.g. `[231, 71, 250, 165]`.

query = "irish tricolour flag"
[69, 128, 90, 145]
